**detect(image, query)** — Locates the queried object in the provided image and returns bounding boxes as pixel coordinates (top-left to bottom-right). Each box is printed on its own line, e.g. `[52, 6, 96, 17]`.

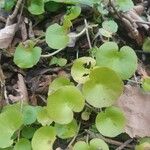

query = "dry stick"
[85, 130, 134, 149]
[135, 20, 150, 26]
[84, 19, 92, 49]
[6, 0, 23, 26]
[116, 139, 134, 150]
[67, 122, 81, 149]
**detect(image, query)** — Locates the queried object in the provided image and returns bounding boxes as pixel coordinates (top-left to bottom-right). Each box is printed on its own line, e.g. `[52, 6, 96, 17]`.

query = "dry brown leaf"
[116, 85, 150, 138]
[0, 23, 16, 49]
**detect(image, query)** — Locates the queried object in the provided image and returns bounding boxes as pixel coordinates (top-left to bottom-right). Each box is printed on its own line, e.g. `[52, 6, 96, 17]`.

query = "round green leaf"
[99, 28, 112, 38]
[90, 138, 109, 150]
[22, 105, 37, 125]
[71, 57, 96, 84]
[102, 20, 118, 33]
[142, 37, 150, 52]
[46, 23, 69, 49]
[82, 67, 123, 108]
[28, 0, 45, 15]
[55, 119, 78, 139]
[31, 126, 56, 150]
[37, 107, 52, 126]
[14, 138, 31, 150]
[47, 85, 85, 124]
[0, 108, 23, 148]
[96, 106, 126, 137]
[73, 141, 89, 150]
[115, 0, 134, 11]
[96, 42, 137, 79]
[48, 76, 72, 94]
[21, 126, 37, 139]
[14, 41, 41, 69]
[135, 142, 150, 150]
[142, 77, 150, 92]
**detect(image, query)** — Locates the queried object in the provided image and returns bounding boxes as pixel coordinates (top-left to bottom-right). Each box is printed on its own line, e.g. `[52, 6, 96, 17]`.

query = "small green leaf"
[37, 107, 52, 126]
[55, 119, 78, 139]
[50, 57, 67, 67]
[47, 85, 85, 124]
[82, 67, 123, 108]
[0, 107, 23, 148]
[142, 77, 150, 92]
[73, 138, 109, 150]
[99, 28, 112, 38]
[14, 138, 31, 150]
[14, 41, 41, 69]
[4, 0, 16, 11]
[102, 20, 118, 33]
[46, 23, 69, 49]
[31, 126, 56, 150]
[115, 0, 134, 11]
[96, 42, 137, 79]
[28, 0, 45, 15]
[142, 37, 150, 52]
[22, 105, 38, 125]
[48, 76, 73, 94]
[96, 106, 126, 137]
[21, 126, 37, 139]
[71, 57, 96, 84]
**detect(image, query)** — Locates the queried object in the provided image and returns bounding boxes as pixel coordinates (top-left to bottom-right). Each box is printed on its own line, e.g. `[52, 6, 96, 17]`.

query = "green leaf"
[73, 138, 109, 150]
[45, 1, 61, 12]
[50, 57, 67, 67]
[14, 138, 31, 150]
[142, 77, 150, 92]
[135, 142, 150, 150]
[28, 0, 45, 15]
[47, 85, 85, 124]
[48, 76, 73, 94]
[99, 28, 112, 38]
[22, 105, 38, 125]
[4, 0, 16, 11]
[82, 67, 123, 108]
[142, 37, 150, 52]
[96, 106, 126, 137]
[63, 6, 81, 29]
[102, 20, 118, 33]
[90, 138, 109, 150]
[46, 23, 69, 49]
[73, 141, 89, 150]
[31, 126, 56, 150]
[0, 107, 23, 148]
[71, 57, 96, 84]
[21, 126, 37, 139]
[14, 41, 41, 69]
[37, 107, 52, 126]
[96, 42, 137, 79]
[115, 0, 134, 11]
[55, 119, 78, 139]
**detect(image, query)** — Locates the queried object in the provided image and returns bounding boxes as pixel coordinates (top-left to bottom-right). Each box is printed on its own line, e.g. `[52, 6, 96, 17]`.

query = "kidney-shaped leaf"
[46, 23, 69, 49]
[55, 119, 78, 139]
[96, 106, 126, 137]
[31, 126, 56, 150]
[0, 108, 23, 148]
[71, 57, 96, 84]
[14, 41, 41, 69]
[96, 42, 137, 79]
[47, 85, 85, 124]
[82, 67, 123, 108]
[14, 138, 31, 150]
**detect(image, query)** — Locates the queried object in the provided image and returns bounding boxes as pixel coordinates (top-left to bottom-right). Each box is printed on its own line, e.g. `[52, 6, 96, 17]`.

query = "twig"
[116, 139, 134, 150]
[84, 19, 92, 49]
[6, 0, 23, 26]
[85, 130, 134, 149]
[67, 122, 81, 148]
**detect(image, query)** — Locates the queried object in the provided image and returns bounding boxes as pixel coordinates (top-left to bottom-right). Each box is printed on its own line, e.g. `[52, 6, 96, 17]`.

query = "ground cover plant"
[0, 0, 150, 149]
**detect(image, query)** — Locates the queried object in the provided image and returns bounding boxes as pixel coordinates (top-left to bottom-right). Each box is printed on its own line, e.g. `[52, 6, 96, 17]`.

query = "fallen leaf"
[0, 23, 17, 49]
[116, 85, 150, 138]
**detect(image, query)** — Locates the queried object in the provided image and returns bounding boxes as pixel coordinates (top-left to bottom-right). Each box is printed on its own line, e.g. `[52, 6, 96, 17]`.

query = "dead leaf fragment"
[117, 85, 150, 138]
[0, 24, 16, 49]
